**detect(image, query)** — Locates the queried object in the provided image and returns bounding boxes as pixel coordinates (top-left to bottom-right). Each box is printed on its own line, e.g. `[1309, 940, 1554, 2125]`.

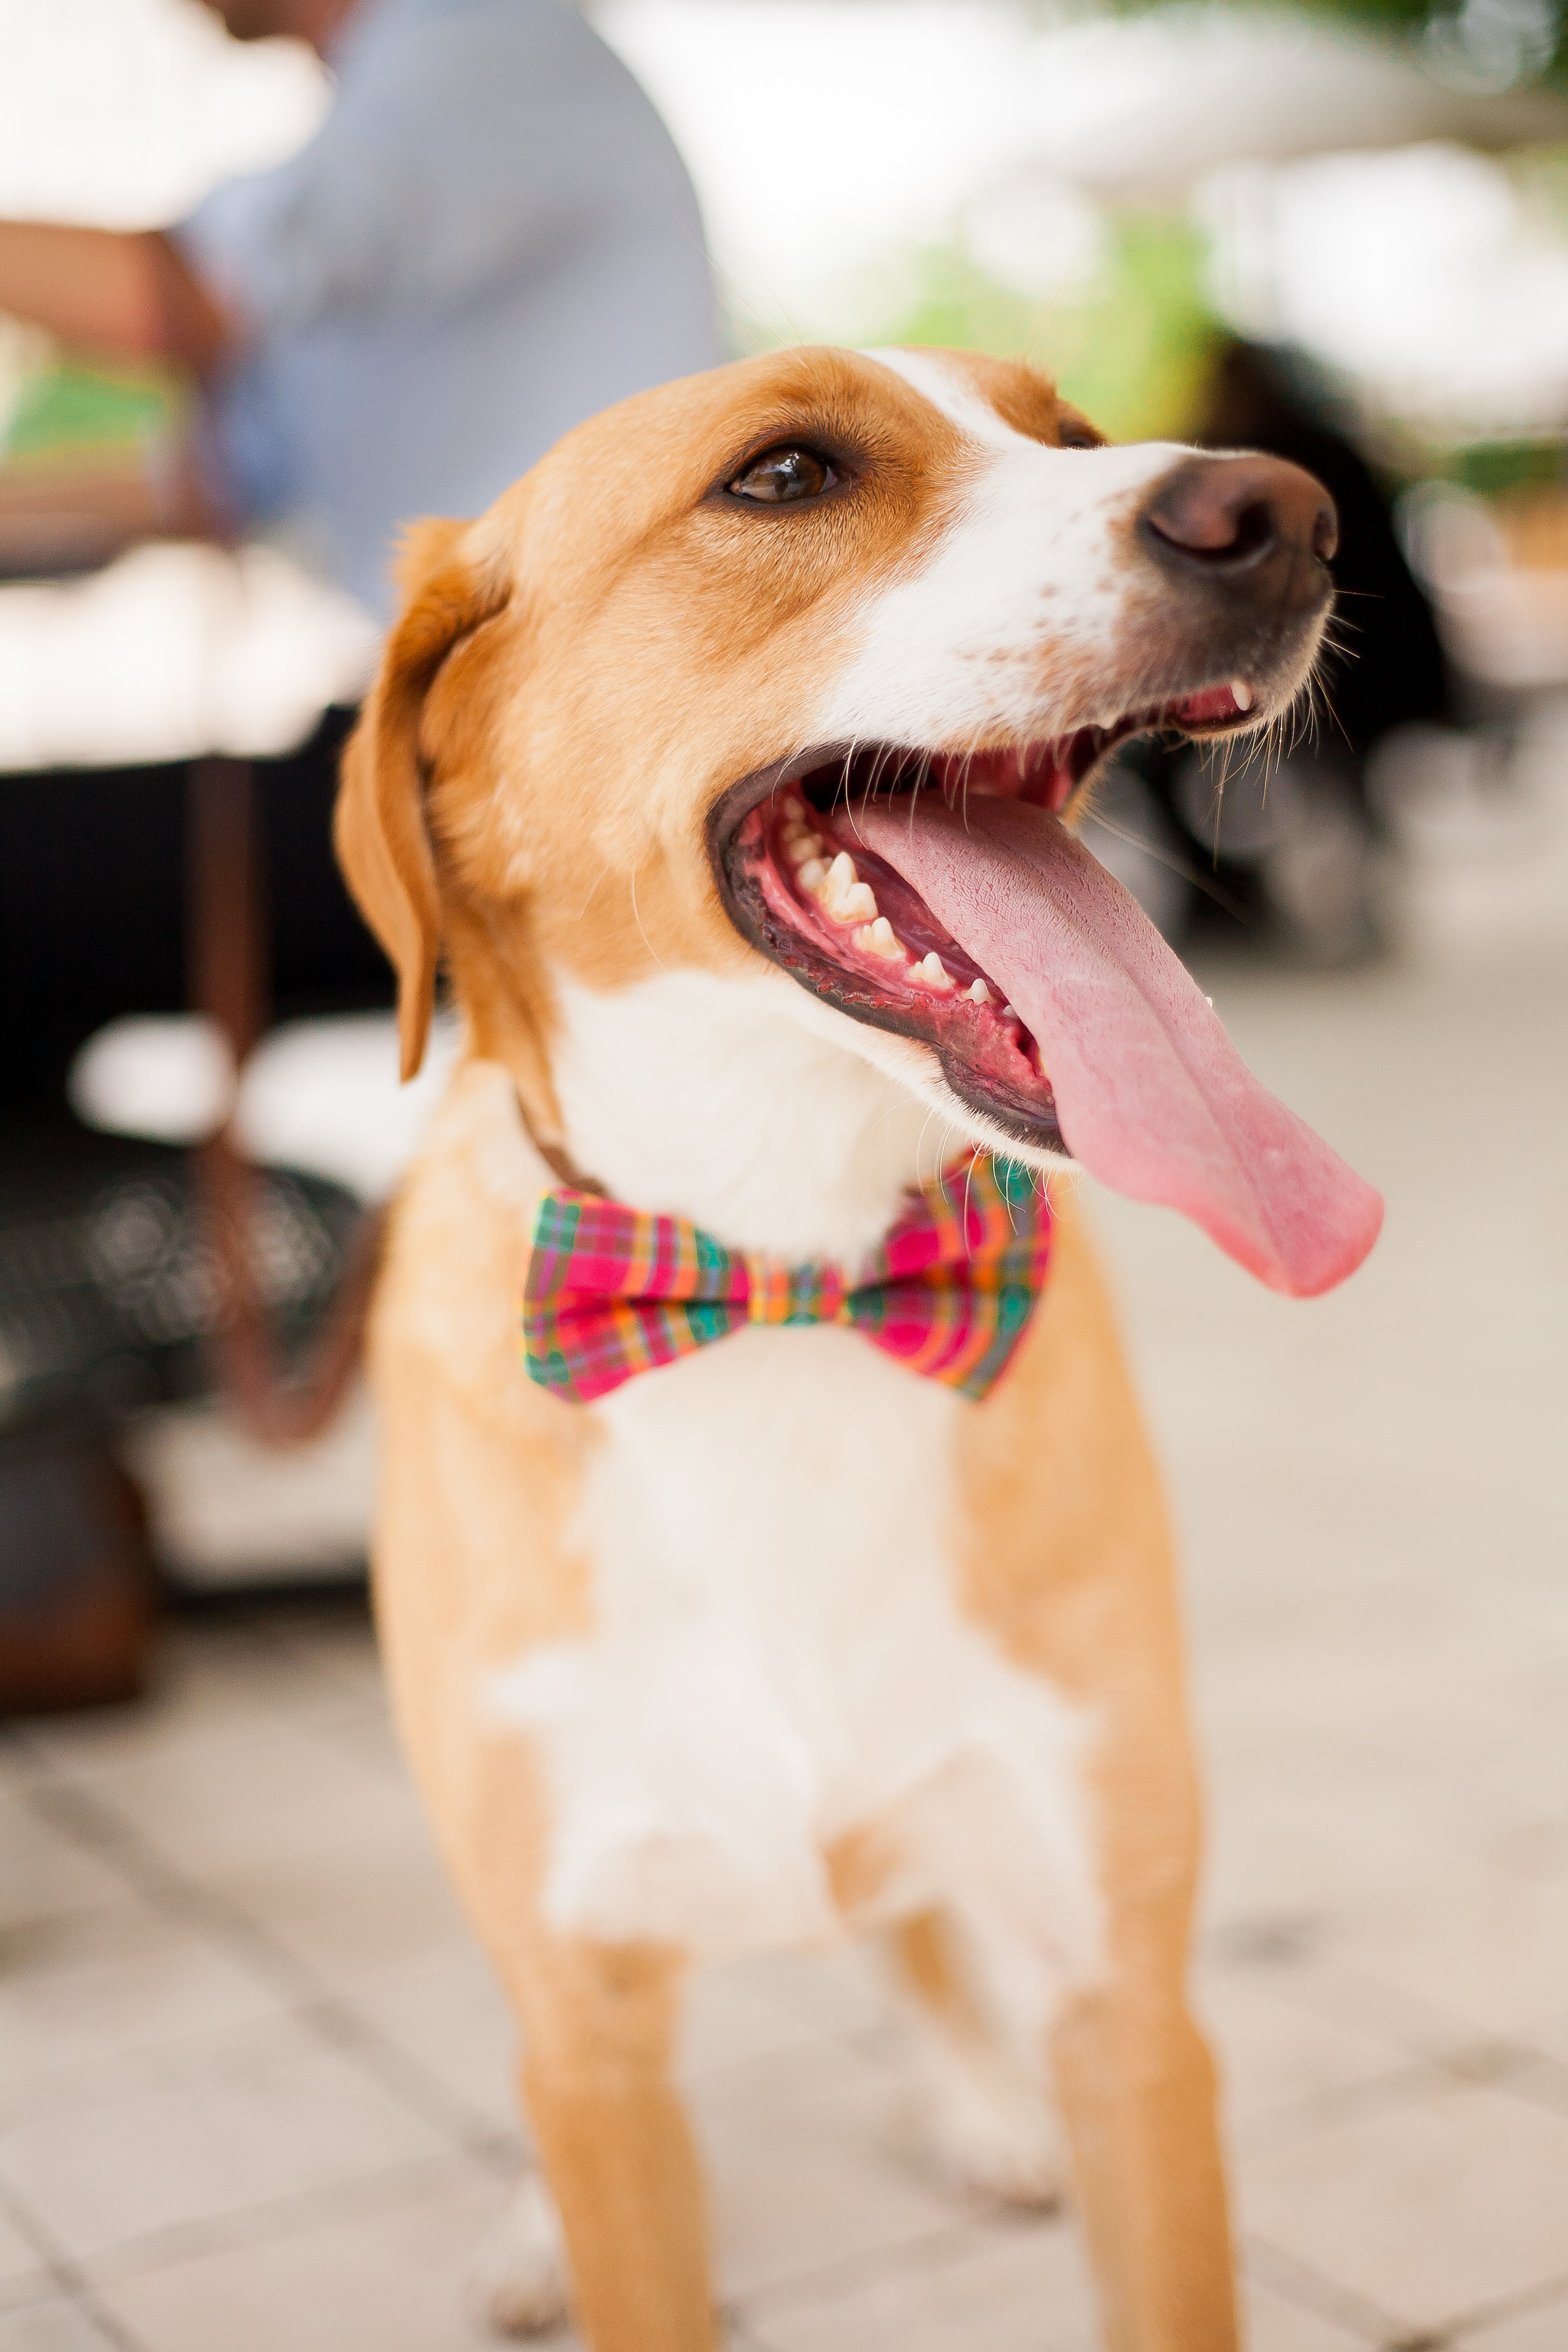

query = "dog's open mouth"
[712, 689, 1384, 1298]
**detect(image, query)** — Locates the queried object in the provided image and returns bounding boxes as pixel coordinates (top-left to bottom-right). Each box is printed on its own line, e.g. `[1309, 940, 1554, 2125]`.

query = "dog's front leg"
[1044, 1658, 1235, 2352]
[1051, 1952, 1237, 2352]
[368, 1367, 719, 2350]
[1038, 1572, 1239, 2352]
[515, 1933, 717, 2352]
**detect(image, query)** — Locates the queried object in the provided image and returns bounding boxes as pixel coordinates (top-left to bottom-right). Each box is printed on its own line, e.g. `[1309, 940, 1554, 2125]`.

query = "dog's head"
[339, 344, 1381, 1295]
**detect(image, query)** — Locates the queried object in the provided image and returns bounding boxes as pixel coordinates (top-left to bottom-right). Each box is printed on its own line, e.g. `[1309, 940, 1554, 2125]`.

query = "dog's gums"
[745, 783, 1059, 1133]
[713, 684, 1257, 1160]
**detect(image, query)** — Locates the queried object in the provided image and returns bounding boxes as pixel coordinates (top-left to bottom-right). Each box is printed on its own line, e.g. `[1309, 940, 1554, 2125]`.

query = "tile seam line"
[68, 2149, 488, 2293]
[1478, 2055, 1568, 2128]
[0, 2170, 152, 2352]
[8, 1743, 519, 2180]
[1271, 1953, 1549, 2072]
[1243, 2229, 1408, 2346]
[1433, 2264, 1568, 2346]
[1232, 2057, 1472, 2156]
[735, 2212, 1047, 2322]
[1233, 2029, 1568, 2159]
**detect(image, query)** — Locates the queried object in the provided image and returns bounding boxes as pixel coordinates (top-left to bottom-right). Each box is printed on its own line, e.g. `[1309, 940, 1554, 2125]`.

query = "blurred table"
[0, 539, 377, 772]
[0, 540, 382, 1446]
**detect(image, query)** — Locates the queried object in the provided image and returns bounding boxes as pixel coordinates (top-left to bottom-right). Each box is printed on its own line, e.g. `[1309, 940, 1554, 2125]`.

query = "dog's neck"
[542, 965, 953, 1264]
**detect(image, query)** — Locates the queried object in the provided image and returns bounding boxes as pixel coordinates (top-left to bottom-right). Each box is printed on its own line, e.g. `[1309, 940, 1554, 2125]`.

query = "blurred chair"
[0, 545, 378, 1707]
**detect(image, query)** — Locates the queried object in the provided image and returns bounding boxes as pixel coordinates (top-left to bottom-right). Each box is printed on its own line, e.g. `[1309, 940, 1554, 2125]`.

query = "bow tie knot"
[742, 1258, 848, 1330]
[522, 1153, 1051, 1406]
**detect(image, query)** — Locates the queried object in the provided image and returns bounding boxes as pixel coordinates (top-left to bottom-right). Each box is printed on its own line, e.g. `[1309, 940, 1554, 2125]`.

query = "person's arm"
[0, 225, 233, 568]
[0, 223, 231, 372]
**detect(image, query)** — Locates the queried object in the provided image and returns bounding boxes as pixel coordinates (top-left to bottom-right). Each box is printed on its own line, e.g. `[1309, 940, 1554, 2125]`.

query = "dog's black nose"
[1140, 455, 1337, 607]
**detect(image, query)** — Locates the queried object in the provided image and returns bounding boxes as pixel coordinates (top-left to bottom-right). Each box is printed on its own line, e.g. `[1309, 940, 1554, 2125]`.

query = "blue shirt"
[178, 0, 720, 615]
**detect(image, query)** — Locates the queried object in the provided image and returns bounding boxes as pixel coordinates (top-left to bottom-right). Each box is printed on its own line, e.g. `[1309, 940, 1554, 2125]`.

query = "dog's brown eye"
[728, 446, 836, 503]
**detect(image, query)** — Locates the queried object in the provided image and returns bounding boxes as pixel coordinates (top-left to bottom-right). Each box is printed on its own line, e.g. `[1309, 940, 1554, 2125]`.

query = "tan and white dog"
[336, 345, 1382, 2352]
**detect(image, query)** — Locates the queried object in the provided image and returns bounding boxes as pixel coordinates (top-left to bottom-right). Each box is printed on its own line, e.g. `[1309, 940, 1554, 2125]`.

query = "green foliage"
[871, 211, 1222, 442]
[1291, 0, 1431, 26]
[1444, 435, 1567, 491]
[1106, 0, 1567, 84]
[1, 358, 180, 466]
[1055, 214, 1222, 440]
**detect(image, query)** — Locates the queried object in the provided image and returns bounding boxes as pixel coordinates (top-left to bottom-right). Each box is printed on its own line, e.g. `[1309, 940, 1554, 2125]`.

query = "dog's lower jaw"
[772, 977, 1077, 1183]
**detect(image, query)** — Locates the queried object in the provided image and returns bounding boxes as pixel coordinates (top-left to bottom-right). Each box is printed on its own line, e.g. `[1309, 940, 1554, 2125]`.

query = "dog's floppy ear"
[336, 517, 509, 1081]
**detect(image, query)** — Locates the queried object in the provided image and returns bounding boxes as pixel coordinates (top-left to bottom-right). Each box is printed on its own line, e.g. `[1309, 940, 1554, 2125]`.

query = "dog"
[336, 343, 1382, 2352]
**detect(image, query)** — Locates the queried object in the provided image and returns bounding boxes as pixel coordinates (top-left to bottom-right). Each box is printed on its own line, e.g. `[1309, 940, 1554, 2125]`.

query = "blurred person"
[1103, 338, 1450, 964]
[0, 0, 719, 1712]
[1200, 338, 1447, 762]
[0, 0, 720, 610]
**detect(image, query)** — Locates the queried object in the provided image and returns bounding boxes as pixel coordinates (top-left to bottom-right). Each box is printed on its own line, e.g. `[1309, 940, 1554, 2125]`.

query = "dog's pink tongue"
[856, 794, 1382, 1296]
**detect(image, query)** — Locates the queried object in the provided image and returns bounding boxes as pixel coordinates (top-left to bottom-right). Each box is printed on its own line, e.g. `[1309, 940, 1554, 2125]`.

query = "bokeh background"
[1, 6, 1566, 2351]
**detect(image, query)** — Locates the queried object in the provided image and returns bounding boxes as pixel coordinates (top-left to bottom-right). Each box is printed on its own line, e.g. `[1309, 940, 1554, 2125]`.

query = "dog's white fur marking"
[823, 349, 1190, 751]
[862, 346, 1038, 452]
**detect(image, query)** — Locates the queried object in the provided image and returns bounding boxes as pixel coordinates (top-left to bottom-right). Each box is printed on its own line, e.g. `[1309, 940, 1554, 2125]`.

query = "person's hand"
[0, 223, 231, 372]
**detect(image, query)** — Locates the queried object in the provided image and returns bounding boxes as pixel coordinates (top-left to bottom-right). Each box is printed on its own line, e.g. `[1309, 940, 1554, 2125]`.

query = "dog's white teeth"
[1230, 678, 1253, 711]
[796, 857, 828, 891]
[1000, 1004, 1016, 1019]
[781, 800, 822, 853]
[820, 851, 877, 923]
[968, 978, 996, 1005]
[855, 916, 905, 961]
[912, 952, 955, 991]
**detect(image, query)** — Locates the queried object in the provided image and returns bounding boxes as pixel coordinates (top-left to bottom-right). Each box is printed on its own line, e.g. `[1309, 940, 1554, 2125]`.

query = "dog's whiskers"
[627, 866, 666, 971]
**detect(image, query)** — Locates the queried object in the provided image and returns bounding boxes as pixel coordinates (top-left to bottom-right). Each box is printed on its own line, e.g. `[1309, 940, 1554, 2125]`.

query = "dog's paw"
[465, 2175, 572, 2339]
[906, 2048, 1066, 2212]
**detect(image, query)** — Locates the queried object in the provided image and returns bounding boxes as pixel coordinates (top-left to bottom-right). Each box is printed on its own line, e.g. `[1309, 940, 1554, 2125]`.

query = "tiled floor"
[3, 737, 1567, 2351]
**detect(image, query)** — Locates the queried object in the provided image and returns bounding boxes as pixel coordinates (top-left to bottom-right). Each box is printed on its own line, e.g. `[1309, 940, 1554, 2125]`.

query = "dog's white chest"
[489, 1322, 1101, 1974]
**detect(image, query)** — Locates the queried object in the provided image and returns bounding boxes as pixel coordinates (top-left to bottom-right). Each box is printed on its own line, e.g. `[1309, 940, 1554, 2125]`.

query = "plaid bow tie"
[521, 1153, 1051, 1406]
